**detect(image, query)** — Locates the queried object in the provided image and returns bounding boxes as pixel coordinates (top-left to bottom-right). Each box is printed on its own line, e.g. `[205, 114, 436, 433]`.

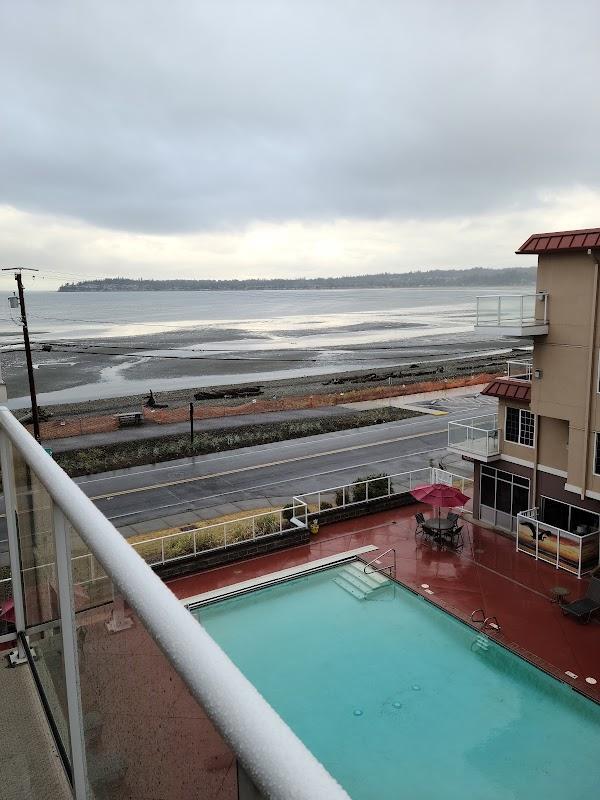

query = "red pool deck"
[167, 505, 600, 703]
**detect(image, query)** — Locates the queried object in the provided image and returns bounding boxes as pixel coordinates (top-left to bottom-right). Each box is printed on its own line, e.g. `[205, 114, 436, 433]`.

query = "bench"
[114, 412, 144, 428]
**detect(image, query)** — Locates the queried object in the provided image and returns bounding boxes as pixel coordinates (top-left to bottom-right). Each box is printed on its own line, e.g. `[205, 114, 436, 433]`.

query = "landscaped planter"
[154, 524, 310, 580]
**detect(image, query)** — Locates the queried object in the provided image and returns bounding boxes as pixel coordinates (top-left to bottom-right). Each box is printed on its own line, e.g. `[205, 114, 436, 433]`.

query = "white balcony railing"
[506, 359, 533, 381]
[475, 292, 548, 336]
[0, 407, 349, 800]
[447, 414, 500, 460]
[517, 508, 600, 578]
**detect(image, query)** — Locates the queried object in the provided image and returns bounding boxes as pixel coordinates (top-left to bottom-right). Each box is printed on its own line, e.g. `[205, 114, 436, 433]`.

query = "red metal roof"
[517, 227, 600, 254]
[481, 378, 531, 402]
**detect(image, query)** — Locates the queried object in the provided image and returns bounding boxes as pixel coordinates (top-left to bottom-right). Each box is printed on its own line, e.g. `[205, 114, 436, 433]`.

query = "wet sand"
[3, 324, 529, 418]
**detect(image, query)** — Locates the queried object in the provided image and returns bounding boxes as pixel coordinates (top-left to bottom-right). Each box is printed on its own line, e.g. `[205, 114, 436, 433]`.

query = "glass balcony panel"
[447, 416, 499, 458]
[8, 453, 73, 766]
[67, 522, 238, 800]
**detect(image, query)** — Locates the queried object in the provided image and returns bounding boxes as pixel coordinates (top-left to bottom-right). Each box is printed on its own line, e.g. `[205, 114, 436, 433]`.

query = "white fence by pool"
[130, 502, 308, 567]
[293, 466, 473, 519]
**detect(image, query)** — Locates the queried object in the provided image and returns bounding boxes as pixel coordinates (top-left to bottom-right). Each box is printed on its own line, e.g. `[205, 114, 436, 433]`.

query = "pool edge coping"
[182, 545, 378, 607]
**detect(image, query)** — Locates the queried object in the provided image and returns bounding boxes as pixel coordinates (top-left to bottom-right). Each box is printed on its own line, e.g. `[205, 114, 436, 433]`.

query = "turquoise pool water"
[193, 563, 600, 800]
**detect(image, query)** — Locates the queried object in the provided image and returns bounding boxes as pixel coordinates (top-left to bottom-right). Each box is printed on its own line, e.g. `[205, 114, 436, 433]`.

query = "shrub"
[227, 520, 253, 543]
[164, 533, 194, 559]
[320, 501, 333, 510]
[254, 513, 280, 537]
[352, 473, 390, 503]
[196, 527, 224, 552]
[335, 488, 345, 507]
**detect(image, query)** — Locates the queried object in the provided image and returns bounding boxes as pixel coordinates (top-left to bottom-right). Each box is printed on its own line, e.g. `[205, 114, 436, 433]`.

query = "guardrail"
[506, 360, 533, 381]
[293, 466, 473, 515]
[475, 292, 547, 328]
[131, 503, 308, 567]
[517, 508, 600, 578]
[0, 406, 349, 800]
[447, 414, 500, 458]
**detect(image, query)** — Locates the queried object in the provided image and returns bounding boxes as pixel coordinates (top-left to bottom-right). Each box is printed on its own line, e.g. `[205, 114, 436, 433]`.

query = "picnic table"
[114, 411, 144, 428]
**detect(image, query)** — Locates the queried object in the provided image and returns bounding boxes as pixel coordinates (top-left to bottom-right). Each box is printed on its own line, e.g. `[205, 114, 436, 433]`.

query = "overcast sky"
[1, 0, 600, 288]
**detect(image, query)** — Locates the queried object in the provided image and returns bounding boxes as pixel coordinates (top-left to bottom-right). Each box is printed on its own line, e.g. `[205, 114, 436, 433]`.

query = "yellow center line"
[91, 428, 442, 501]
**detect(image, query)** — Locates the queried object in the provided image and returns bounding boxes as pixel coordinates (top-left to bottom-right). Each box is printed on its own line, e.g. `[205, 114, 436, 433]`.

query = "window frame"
[594, 432, 600, 476]
[504, 406, 535, 449]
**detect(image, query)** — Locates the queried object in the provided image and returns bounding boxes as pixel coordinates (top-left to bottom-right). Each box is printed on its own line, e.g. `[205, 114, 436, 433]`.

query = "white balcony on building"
[506, 359, 533, 381]
[447, 414, 500, 462]
[475, 292, 548, 337]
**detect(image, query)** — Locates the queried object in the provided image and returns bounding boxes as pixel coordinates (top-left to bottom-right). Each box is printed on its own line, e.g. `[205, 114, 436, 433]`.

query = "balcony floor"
[0, 657, 72, 800]
[168, 506, 600, 703]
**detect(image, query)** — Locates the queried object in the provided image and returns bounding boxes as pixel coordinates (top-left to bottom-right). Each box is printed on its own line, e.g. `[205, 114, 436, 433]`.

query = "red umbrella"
[411, 483, 470, 507]
[411, 483, 470, 533]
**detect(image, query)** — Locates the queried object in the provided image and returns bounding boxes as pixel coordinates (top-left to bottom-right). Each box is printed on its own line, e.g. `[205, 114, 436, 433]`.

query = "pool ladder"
[363, 548, 397, 579]
[470, 609, 501, 632]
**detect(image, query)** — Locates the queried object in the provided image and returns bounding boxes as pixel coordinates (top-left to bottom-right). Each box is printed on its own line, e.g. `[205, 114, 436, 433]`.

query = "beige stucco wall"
[537, 416, 569, 472]
[530, 251, 599, 494]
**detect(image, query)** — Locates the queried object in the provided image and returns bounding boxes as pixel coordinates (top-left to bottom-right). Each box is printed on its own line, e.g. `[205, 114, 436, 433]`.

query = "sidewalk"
[48, 405, 359, 453]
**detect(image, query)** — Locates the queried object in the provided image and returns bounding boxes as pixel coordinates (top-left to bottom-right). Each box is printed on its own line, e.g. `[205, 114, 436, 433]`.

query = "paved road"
[1, 394, 495, 554]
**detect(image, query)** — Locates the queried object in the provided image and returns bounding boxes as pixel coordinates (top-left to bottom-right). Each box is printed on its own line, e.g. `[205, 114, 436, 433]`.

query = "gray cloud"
[1, 0, 600, 235]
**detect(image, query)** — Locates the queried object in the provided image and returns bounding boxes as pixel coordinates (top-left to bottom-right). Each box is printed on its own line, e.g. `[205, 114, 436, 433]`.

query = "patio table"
[423, 517, 455, 533]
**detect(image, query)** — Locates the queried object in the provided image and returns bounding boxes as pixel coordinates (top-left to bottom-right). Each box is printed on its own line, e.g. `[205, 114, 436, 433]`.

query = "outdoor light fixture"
[534, 369, 543, 379]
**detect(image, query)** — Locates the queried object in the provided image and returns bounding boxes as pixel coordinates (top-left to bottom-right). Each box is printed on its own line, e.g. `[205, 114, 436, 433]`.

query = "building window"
[505, 407, 535, 447]
[541, 496, 600, 534]
[595, 433, 600, 476]
[479, 465, 530, 531]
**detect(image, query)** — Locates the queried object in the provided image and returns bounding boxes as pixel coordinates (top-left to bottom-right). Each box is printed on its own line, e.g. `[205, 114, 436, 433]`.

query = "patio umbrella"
[411, 483, 470, 508]
[411, 483, 470, 531]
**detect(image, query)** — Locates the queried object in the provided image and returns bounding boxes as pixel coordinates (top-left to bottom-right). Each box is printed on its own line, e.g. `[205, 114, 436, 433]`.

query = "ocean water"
[0, 287, 531, 405]
[195, 564, 600, 800]
[0, 287, 515, 345]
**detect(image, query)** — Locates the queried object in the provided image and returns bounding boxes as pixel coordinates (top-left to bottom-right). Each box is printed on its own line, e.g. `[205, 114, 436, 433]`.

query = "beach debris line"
[194, 386, 263, 400]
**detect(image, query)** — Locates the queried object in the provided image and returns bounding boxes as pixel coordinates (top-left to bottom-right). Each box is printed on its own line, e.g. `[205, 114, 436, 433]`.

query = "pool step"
[471, 634, 491, 654]
[334, 562, 390, 600]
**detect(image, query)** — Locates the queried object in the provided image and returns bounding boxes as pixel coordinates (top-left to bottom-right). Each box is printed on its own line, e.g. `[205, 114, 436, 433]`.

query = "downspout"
[532, 408, 539, 509]
[580, 249, 600, 500]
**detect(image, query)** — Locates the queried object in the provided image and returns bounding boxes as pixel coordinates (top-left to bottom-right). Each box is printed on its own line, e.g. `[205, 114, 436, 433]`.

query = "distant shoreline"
[58, 266, 536, 292]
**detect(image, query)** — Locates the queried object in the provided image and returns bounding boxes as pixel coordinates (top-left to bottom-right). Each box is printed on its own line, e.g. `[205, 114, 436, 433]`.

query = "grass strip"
[55, 406, 421, 477]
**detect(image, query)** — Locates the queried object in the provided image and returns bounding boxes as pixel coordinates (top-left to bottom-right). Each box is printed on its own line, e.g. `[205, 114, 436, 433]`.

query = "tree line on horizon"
[58, 266, 536, 292]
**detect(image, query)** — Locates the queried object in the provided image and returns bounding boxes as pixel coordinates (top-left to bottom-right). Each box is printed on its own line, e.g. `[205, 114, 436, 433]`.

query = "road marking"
[105, 444, 455, 521]
[90, 427, 444, 501]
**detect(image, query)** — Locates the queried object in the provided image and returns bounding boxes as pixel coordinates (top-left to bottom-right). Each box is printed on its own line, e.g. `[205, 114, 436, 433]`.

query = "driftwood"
[144, 390, 168, 409]
[194, 386, 263, 401]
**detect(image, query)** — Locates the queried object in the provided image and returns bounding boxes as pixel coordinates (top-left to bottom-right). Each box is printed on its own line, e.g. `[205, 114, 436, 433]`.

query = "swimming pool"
[192, 561, 600, 800]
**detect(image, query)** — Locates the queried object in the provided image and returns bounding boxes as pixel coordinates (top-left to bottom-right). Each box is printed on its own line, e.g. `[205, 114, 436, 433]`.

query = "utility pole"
[3, 268, 40, 441]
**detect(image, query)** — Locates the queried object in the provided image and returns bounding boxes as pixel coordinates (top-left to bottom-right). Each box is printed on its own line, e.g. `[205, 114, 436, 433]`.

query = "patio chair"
[444, 525, 464, 552]
[561, 577, 600, 624]
[447, 512, 460, 524]
[415, 512, 426, 538]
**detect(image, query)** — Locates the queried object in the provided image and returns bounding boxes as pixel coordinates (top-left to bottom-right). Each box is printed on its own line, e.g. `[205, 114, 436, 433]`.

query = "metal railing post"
[252, 516, 256, 539]
[365, 481, 369, 502]
[387, 476, 391, 497]
[497, 296, 501, 325]
[0, 432, 27, 662]
[52, 506, 89, 800]
[161, 538, 165, 565]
